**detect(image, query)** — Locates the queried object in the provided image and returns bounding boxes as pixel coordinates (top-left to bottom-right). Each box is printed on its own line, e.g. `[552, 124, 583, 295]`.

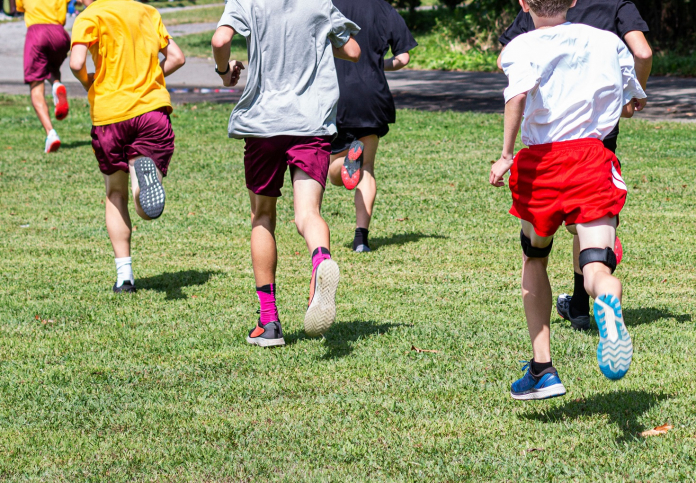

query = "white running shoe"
[304, 259, 340, 337]
[45, 129, 61, 153]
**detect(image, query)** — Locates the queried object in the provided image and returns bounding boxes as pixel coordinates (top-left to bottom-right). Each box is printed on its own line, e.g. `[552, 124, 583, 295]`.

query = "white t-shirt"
[501, 23, 646, 146]
[218, 0, 360, 139]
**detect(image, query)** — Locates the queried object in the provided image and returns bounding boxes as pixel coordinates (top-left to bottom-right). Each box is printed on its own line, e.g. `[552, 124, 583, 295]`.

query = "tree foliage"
[632, 0, 696, 49]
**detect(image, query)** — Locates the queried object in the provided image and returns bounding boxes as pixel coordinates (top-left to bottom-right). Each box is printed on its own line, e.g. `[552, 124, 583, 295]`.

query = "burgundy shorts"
[244, 136, 332, 197]
[509, 138, 627, 237]
[91, 108, 175, 176]
[24, 24, 71, 84]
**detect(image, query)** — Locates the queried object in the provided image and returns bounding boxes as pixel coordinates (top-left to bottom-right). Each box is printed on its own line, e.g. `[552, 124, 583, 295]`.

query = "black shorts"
[331, 125, 390, 155]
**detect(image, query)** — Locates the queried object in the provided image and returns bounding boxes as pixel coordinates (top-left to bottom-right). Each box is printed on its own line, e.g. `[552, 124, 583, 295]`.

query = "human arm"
[384, 52, 410, 71]
[211, 26, 244, 87]
[497, 46, 506, 70]
[623, 30, 652, 90]
[490, 92, 526, 187]
[333, 37, 361, 62]
[160, 39, 186, 77]
[69, 43, 94, 91]
[617, 38, 648, 114]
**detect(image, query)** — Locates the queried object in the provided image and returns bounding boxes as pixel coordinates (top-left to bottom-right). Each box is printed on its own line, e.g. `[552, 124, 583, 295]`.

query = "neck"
[531, 13, 568, 29]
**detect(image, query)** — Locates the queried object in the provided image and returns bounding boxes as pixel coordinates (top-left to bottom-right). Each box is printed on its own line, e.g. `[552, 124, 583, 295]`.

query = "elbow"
[69, 58, 83, 72]
[635, 46, 653, 62]
[348, 45, 361, 63]
[211, 29, 233, 51]
[175, 52, 186, 69]
[398, 52, 410, 68]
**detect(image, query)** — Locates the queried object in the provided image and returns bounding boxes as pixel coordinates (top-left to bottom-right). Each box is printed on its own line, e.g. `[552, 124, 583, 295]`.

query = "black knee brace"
[520, 230, 553, 258]
[579, 247, 617, 273]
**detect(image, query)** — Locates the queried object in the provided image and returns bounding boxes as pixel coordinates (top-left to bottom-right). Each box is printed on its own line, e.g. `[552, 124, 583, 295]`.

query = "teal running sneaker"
[511, 361, 567, 400]
[595, 294, 632, 380]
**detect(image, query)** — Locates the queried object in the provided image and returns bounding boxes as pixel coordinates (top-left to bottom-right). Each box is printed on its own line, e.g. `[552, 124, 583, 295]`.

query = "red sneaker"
[341, 140, 364, 190]
[53, 82, 69, 121]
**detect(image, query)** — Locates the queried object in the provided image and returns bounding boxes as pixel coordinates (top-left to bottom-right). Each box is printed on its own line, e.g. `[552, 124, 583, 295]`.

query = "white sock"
[115, 257, 134, 287]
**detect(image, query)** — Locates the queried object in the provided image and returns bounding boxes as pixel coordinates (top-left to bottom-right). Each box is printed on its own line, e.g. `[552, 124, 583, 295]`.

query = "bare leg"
[29, 81, 53, 135]
[128, 157, 163, 221]
[572, 235, 582, 274]
[520, 220, 555, 364]
[249, 191, 278, 287]
[104, 171, 132, 258]
[292, 169, 330, 253]
[329, 135, 379, 230]
[575, 216, 622, 299]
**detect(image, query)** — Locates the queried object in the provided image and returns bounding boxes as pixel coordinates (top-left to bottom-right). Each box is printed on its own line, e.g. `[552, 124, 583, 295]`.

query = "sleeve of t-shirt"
[217, 0, 250, 37]
[328, 3, 361, 48]
[615, 0, 649, 38]
[386, 7, 418, 56]
[499, 10, 534, 46]
[70, 16, 98, 47]
[617, 40, 647, 103]
[501, 38, 540, 103]
[152, 11, 172, 50]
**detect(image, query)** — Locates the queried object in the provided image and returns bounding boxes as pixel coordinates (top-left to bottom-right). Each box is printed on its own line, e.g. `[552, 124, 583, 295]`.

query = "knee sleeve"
[520, 230, 553, 258]
[579, 247, 617, 273]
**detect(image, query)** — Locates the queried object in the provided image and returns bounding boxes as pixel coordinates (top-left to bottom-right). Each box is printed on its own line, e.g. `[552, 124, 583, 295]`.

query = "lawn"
[1, 95, 696, 481]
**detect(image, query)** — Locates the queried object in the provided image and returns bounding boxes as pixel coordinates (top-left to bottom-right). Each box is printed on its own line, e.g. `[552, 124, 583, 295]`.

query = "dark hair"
[527, 0, 574, 17]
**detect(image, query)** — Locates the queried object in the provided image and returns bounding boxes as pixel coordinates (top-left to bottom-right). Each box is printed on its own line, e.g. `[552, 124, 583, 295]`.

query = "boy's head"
[519, 0, 576, 18]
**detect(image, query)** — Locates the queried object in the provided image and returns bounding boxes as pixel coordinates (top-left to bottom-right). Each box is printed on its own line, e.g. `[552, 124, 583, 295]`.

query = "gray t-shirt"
[218, 0, 360, 139]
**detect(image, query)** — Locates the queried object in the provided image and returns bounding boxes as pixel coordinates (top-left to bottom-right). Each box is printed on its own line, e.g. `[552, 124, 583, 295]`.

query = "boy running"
[69, 0, 186, 293]
[327, 0, 417, 252]
[17, 0, 71, 153]
[490, 0, 646, 399]
[211, 0, 361, 346]
[498, 0, 652, 331]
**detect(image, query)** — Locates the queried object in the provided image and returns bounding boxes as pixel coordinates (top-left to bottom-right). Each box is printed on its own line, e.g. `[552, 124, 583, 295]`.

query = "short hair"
[526, 0, 574, 18]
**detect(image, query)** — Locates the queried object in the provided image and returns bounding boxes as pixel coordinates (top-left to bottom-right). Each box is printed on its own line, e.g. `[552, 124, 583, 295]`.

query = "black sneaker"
[113, 280, 137, 293]
[246, 320, 285, 347]
[133, 157, 165, 219]
[556, 293, 590, 331]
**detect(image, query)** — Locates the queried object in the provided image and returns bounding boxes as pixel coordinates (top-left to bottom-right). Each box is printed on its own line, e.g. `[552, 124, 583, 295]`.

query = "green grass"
[160, 5, 223, 26]
[176, 30, 247, 61]
[1, 94, 696, 480]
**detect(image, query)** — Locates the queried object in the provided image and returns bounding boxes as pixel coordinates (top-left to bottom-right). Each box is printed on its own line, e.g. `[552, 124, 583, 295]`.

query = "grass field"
[1, 95, 696, 481]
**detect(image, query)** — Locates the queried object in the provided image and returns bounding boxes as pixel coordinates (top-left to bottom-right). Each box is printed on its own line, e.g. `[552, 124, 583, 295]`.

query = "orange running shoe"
[341, 140, 364, 190]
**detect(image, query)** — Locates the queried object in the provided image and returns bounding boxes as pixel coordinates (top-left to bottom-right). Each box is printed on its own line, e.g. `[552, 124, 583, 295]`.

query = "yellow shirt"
[71, 0, 173, 126]
[16, 0, 68, 27]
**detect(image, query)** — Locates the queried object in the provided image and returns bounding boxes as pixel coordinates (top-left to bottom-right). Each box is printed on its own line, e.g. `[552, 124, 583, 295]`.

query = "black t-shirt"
[499, 0, 649, 46]
[333, 0, 418, 129]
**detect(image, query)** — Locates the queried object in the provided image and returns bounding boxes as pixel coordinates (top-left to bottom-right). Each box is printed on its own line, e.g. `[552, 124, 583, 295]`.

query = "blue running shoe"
[510, 361, 566, 400]
[595, 294, 632, 380]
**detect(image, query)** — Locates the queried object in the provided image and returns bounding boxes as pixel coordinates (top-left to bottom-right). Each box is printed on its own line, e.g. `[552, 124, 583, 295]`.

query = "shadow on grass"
[349, 232, 448, 251]
[138, 270, 218, 300]
[60, 140, 93, 149]
[622, 307, 692, 327]
[284, 320, 407, 359]
[521, 389, 669, 442]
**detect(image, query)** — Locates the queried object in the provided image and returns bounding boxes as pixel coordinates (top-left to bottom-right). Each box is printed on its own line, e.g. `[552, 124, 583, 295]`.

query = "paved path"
[2, 18, 696, 121]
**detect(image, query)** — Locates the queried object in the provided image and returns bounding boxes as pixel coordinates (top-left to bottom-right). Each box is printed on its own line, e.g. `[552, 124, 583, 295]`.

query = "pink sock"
[256, 284, 279, 325]
[312, 247, 331, 278]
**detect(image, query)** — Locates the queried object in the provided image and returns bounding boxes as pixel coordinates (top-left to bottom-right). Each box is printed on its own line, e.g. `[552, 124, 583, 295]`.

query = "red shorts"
[24, 24, 71, 84]
[509, 138, 627, 237]
[244, 136, 331, 197]
[91, 108, 175, 176]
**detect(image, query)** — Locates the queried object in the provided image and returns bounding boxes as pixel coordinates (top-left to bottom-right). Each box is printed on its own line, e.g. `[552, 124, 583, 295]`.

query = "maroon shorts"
[91, 108, 175, 176]
[24, 24, 71, 84]
[244, 136, 332, 197]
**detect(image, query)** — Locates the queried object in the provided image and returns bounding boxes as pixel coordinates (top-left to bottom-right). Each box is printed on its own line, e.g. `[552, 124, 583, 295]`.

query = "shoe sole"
[45, 139, 61, 153]
[54, 84, 69, 120]
[134, 157, 165, 219]
[304, 259, 340, 337]
[511, 384, 567, 400]
[595, 294, 632, 380]
[556, 294, 590, 331]
[341, 141, 363, 190]
[354, 244, 371, 253]
[246, 336, 286, 347]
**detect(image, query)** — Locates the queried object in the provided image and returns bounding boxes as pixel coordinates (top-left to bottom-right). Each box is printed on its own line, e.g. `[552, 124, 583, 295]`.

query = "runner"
[211, 0, 361, 346]
[327, 0, 417, 253]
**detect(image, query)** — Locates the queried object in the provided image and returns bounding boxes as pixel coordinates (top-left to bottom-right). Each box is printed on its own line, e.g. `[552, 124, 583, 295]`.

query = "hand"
[633, 97, 647, 112]
[490, 154, 514, 187]
[219, 60, 244, 87]
[621, 99, 635, 118]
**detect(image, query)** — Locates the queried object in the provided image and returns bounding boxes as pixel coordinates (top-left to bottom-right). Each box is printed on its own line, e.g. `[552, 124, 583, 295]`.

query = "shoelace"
[519, 360, 531, 373]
